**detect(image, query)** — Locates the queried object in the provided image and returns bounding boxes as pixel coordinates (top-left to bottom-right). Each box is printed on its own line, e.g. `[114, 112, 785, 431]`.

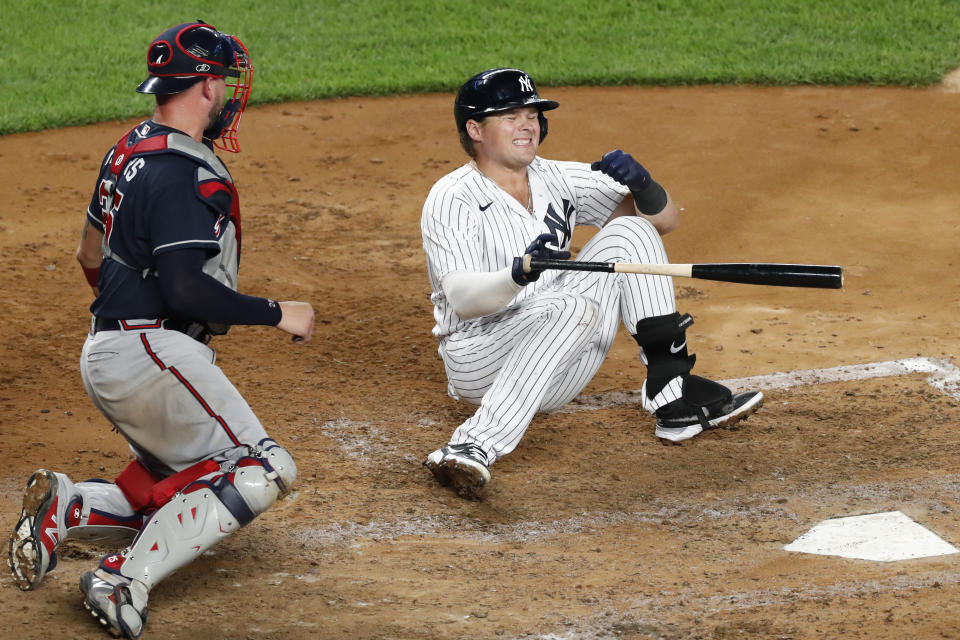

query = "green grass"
[2, 0, 959, 134]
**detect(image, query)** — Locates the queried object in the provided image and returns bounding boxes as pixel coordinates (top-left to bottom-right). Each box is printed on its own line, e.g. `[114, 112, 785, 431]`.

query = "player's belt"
[90, 317, 211, 343]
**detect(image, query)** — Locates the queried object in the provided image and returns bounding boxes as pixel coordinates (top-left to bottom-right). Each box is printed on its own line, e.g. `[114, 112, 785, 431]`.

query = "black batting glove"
[591, 149, 651, 192]
[511, 233, 571, 286]
[591, 149, 668, 215]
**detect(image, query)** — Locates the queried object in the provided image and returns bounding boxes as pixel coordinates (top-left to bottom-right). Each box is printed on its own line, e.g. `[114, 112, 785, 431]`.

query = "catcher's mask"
[454, 68, 558, 143]
[136, 21, 254, 153]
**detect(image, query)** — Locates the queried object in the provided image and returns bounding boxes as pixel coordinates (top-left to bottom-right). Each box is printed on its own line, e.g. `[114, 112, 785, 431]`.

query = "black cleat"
[655, 389, 763, 444]
[424, 443, 491, 499]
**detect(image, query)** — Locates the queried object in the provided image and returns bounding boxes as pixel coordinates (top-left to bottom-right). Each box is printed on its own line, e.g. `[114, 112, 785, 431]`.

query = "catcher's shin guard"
[98, 440, 295, 591]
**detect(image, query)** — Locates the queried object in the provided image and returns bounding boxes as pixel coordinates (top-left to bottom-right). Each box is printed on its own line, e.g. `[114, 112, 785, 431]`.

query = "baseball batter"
[7, 22, 314, 638]
[422, 68, 763, 499]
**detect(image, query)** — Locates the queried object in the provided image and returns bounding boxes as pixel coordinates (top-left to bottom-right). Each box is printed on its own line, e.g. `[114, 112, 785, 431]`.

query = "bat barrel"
[691, 263, 843, 289]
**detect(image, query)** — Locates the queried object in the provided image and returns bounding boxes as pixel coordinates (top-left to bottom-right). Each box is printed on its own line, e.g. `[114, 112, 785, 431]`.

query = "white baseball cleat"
[424, 443, 491, 499]
[80, 568, 149, 639]
[8, 469, 78, 590]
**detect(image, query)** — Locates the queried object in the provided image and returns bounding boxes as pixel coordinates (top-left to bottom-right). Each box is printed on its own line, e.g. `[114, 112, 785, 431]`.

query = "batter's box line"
[564, 356, 960, 412]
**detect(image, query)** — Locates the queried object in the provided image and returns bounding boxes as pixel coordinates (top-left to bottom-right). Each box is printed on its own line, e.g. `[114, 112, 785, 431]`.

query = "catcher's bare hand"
[277, 301, 315, 343]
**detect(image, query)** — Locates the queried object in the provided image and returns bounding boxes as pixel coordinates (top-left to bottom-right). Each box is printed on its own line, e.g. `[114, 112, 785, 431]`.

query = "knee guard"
[99, 439, 296, 591]
[230, 439, 297, 515]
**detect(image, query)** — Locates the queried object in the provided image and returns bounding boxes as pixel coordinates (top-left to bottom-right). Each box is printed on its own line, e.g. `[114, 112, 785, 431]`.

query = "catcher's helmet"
[137, 21, 254, 153]
[454, 68, 559, 143]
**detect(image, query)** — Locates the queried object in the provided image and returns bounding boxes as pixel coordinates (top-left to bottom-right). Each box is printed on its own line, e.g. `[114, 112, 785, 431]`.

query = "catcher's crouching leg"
[79, 439, 296, 639]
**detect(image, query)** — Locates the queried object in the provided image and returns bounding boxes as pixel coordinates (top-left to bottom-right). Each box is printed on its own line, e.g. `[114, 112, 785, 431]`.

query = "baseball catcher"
[421, 68, 763, 499]
[8, 21, 314, 638]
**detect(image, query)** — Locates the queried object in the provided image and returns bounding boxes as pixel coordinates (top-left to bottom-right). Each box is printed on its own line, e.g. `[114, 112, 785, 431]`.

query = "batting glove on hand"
[591, 149, 668, 215]
[511, 233, 571, 286]
[590, 149, 652, 193]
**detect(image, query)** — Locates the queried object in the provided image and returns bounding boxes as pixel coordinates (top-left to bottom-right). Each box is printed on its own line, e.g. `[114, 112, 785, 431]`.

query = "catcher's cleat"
[80, 569, 149, 639]
[8, 469, 79, 590]
[424, 443, 491, 500]
[655, 388, 763, 444]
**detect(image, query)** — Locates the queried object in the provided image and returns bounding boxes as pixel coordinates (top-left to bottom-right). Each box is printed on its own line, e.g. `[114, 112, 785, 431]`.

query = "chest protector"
[100, 124, 242, 335]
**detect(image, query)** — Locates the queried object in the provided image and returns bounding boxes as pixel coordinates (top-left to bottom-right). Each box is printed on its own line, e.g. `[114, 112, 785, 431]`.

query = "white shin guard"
[100, 441, 296, 591]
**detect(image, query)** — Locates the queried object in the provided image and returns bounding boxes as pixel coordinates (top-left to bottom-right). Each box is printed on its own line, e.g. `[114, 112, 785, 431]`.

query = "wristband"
[632, 180, 668, 215]
[81, 264, 100, 288]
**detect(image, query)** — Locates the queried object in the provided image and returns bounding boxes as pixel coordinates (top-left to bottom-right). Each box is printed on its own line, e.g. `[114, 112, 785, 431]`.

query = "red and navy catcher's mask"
[136, 21, 254, 153]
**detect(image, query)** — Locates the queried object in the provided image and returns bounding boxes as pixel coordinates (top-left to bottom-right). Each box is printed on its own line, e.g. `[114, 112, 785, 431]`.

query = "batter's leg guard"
[80, 439, 296, 638]
[634, 313, 763, 443]
[633, 312, 697, 401]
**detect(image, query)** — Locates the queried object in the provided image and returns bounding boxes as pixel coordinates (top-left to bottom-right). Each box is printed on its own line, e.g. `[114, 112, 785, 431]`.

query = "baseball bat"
[523, 256, 843, 289]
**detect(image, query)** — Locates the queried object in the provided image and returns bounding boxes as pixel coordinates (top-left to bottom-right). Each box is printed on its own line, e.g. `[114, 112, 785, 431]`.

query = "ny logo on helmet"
[196, 63, 211, 72]
[519, 74, 533, 92]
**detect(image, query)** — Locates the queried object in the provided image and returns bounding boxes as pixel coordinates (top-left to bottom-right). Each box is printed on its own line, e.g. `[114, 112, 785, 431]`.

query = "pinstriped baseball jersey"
[437, 216, 682, 462]
[422, 156, 628, 338]
[421, 156, 683, 464]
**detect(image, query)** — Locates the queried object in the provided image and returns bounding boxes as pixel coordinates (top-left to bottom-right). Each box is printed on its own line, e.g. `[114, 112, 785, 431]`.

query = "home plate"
[784, 511, 959, 562]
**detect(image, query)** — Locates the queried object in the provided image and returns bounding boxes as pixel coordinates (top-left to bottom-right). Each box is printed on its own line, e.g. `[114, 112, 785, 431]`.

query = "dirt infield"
[1, 84, 959, 639]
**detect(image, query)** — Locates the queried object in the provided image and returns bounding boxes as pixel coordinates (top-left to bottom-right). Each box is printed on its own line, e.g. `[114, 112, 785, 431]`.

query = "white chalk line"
[292, 473, 960, 548]
[565, 356, 960, 412]
[316, 357, 960, 459]
[311, 356, 960, 547]
[533, 569, 960, 639]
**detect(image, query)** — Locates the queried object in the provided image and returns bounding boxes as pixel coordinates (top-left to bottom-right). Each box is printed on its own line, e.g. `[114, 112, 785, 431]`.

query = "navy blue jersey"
[86, 121, 239, 321]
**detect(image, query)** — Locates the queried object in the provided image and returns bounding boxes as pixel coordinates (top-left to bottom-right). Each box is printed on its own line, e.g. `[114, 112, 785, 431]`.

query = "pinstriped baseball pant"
[440, 217, 683, 463]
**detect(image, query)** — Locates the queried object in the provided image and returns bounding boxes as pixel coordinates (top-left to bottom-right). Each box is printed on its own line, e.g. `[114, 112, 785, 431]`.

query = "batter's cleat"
[424, 443, 491, 500]
[80, 569, 149, 639]
[8, 469, 79, 590]
[655, 389, 763, 444]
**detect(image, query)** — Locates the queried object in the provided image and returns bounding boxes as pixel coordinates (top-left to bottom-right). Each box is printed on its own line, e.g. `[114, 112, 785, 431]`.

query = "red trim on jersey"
[138, 335, 243, 447]
[109, 129, 169, 179]
[197, 179, 242, 248]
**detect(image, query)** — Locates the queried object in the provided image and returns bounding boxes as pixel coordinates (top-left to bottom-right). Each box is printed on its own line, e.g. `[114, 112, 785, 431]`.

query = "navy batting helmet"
[454, 68, 559, 143]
